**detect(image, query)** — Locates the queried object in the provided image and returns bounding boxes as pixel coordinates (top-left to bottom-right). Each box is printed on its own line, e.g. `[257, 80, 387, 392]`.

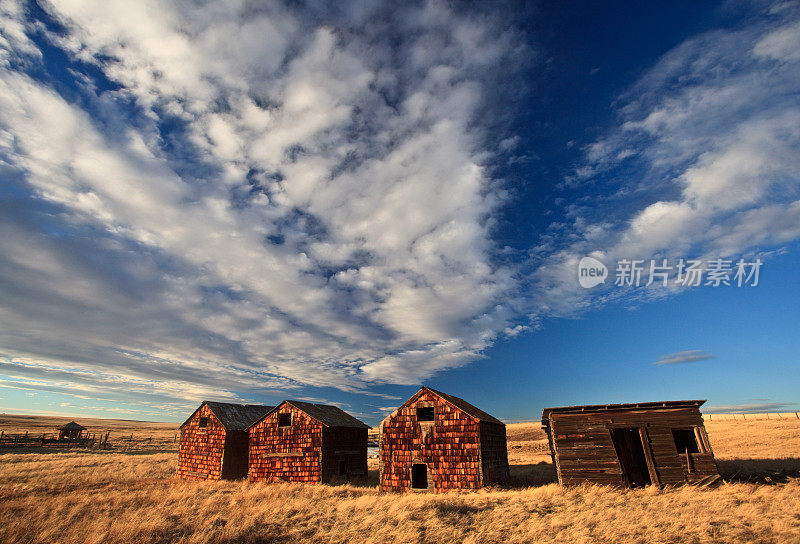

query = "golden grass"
[2, 415, 799, 544]
[705, 418, 800, 459]
[0, 414, 178, 453]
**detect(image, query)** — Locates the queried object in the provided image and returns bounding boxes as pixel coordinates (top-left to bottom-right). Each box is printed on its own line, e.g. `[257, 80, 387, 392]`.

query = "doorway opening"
[411, 463, 428, 489]
[339, 460, 347, 476]
[610, 428, 651, 488]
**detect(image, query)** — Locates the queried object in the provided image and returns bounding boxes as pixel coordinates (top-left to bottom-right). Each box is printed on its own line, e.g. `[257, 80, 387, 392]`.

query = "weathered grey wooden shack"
[542, 400, 720, 488]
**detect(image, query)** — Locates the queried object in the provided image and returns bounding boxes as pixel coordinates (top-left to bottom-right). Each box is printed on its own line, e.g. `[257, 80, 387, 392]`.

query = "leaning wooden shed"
[542, 400, 720, 488]
[177, 401, 273, 480]
[248, 400, 369, 484]
[380, 387, 509, 493]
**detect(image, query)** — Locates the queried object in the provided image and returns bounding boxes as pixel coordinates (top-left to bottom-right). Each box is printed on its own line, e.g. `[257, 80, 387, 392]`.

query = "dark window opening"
[278, 413, 292, 427]
[672, 429, 700, 454]
[416, 407, 434, 422]
[198, 417, 208, 428]
[339, 460, 347, 476]
[411, 463, 428, 489]
[610, 428, 652, 488]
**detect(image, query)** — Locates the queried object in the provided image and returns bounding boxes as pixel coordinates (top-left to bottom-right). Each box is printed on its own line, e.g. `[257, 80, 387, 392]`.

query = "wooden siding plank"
[544, 405, 719, 488]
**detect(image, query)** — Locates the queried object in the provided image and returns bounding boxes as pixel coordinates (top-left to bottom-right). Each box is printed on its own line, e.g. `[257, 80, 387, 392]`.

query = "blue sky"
[0, 1, 798, 425]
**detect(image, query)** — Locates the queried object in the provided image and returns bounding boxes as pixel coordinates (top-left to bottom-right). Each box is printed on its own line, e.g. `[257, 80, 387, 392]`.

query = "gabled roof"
[250, 400, 370, 429]
[59, 421, 86, 431]
[423, 387, 505, 425]
[541, 400, 706, 424]
[180, 401, 275, 431]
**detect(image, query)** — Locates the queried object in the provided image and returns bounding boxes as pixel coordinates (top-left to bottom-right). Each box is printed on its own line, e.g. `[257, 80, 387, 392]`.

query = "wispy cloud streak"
[653, 350, 715, 366]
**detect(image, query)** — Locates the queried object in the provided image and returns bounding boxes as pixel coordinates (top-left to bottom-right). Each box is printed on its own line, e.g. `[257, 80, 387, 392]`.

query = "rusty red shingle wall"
[380, 389, 487, 492]
[249, 403, 368, 484]
[249, 404, 324, 483]
[177, 404, 226, 480]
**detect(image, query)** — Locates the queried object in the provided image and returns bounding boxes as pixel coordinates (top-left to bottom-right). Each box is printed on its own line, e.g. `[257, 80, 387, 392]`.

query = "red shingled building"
[177, 401, 273, 480]
[379, 387, 509, 492]
[248, 400, 369, 484]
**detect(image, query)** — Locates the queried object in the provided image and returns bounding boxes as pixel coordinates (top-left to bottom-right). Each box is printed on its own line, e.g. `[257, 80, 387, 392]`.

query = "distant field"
[0, 413, 179, 453]
[1, 414, 799, 543]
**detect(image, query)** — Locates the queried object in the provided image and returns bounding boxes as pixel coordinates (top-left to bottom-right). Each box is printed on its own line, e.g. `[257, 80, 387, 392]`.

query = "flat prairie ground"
[1, 415, 799, 544]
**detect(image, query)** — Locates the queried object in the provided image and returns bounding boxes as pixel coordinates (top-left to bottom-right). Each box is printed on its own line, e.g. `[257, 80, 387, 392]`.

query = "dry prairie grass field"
[2, 415, 799, 544]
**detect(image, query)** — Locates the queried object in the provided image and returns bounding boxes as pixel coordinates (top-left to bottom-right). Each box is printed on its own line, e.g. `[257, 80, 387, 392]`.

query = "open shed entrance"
[610, 428, 651, 488]
[411, 463, 428, 489]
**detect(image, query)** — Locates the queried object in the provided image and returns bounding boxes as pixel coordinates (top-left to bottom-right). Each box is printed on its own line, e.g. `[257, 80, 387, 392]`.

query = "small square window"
[278, 413, 292, 427]
[672, 428, 700, 454]
[416, 407, 434, 422]
[198, 417, 208, 428]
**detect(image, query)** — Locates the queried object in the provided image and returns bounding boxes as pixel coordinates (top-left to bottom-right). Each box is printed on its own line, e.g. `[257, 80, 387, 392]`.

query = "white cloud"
[753, 19, 800, 62]
[0, 1, 39, 66]
[530, 3, 800, 318]
[0, 0, 526, 410]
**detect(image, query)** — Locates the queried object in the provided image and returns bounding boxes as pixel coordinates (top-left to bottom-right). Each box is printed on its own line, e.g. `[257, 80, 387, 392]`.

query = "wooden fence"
[706, 412, 800, 421]
[0, 430, 111, 449]
[0, 430, 179, 450]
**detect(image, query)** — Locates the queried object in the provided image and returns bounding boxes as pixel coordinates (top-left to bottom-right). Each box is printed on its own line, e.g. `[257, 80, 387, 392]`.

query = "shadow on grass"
[338, 464, 558, 490]
[0, 446, 103, 455]
[504, 461, 558, 488]
[717, 457, 800, 484]
[0, 446, 177, 456]
[321, 469, 379, 489]
[503, 458, 800, 487]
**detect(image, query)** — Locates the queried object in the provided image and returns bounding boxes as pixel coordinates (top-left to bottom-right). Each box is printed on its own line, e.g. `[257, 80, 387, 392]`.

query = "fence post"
[41, 433, 45, 447]
[130, 433, 133, 442]
[0, 430, 4, 443]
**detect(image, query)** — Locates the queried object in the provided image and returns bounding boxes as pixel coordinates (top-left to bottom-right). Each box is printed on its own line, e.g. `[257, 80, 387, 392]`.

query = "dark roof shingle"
[180, 401, 275, 431]
[252, 400, 369, 429]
